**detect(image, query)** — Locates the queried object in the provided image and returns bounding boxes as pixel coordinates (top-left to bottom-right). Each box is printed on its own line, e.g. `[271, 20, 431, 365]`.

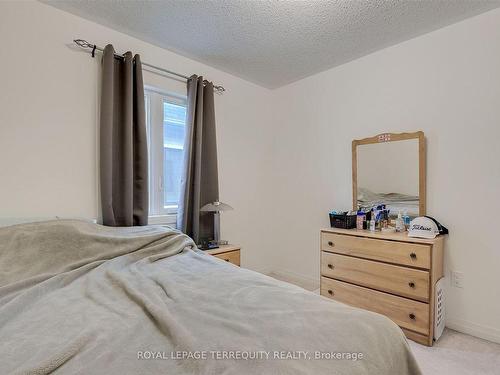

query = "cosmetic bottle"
[356, 211, 364, 230]
[382, 210, 388, 229]
[369, 210, 375, 231]
[395, 211, 404, 232]
[403, 210, 411, 231]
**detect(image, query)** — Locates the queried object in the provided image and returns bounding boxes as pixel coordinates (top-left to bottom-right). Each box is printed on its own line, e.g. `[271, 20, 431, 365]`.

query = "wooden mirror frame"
[352, 131, 426, 216]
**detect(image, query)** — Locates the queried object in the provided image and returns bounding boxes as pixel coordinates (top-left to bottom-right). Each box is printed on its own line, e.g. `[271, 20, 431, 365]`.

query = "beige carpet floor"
[267, 273, 500, 374]
[409, 328, 500, 375]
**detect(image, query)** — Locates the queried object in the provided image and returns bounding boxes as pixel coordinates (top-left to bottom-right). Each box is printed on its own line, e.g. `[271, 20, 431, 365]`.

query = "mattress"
[0, 220, 421, 374]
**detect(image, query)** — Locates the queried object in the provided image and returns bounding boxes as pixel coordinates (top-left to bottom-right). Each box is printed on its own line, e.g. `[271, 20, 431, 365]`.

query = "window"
[145, 87, 187, 225]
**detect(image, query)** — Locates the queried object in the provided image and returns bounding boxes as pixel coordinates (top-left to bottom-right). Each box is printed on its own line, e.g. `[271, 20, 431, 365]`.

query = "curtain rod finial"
[214, 85, 226, 94]
[74, 39, 92, 49]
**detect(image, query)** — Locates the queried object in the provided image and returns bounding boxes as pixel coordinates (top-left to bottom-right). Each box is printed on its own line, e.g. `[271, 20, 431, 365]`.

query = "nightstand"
[204, 245, 241, 266]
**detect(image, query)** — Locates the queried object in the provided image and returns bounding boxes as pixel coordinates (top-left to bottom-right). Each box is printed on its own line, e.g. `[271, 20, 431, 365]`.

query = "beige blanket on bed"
[0, 220, 421, 375]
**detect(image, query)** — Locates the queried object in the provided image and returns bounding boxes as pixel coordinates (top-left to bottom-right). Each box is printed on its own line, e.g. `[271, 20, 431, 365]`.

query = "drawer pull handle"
[410, 252, 417, 260]
[408, 282, 415, 288]
[327, 264, 334, 269]
[328, 289, 334, 295]
[328, 241, 334, 247]
[409, 313, 416, 320]
[224, 259, 230, 262]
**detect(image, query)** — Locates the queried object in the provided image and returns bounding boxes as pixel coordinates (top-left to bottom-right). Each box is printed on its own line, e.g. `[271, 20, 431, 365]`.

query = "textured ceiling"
[43, 0, 500, 88]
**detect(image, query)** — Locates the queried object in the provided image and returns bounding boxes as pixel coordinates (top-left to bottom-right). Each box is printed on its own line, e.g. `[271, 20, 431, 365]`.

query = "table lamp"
[200, 201, 233, 247]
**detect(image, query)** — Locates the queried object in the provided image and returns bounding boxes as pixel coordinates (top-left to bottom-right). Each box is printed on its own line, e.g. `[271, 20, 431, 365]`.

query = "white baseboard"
[246, 264, 273, 276]
[266, 269, 320, 291]
[446, 316, 500, 344]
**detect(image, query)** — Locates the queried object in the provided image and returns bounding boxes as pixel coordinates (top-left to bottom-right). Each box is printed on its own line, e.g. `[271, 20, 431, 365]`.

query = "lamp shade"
[200, 201, 234, 212]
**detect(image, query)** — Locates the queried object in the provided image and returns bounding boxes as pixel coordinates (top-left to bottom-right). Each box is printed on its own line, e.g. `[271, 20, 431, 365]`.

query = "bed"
[0, 220, 421, 374]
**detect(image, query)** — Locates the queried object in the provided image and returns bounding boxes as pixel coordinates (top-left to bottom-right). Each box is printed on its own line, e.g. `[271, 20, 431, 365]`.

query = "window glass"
[163, 101, 187, 207]
[144, 88, 187, 219]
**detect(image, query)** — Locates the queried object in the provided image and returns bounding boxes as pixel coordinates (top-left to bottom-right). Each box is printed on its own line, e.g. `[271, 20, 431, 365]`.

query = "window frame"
[144, 85, 188, 226]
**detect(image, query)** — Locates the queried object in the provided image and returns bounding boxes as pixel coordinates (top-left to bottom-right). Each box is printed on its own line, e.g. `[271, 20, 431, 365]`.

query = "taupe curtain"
[177, 76, 219, 244]
[100, 45, 148, 227]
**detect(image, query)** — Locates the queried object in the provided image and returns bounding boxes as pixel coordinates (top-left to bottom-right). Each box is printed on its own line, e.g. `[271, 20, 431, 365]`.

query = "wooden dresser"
[320, 228, 444, 346]
[205, 245, 241, 266]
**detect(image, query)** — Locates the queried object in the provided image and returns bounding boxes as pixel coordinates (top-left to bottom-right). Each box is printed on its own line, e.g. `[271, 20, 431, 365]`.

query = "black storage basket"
[329, 213, 357, 229]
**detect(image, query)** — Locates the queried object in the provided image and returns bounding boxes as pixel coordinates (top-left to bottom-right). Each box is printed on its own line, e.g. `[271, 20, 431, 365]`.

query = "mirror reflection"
[356, 138, 420, 216]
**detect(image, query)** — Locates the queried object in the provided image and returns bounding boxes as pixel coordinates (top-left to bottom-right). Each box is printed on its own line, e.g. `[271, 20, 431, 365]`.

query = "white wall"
[0, 0, 276, 272]
[270, 8, 500, 342]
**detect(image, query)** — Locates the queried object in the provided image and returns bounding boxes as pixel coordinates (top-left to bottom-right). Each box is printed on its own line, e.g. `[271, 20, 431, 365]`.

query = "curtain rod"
[73, 39, 225, 93]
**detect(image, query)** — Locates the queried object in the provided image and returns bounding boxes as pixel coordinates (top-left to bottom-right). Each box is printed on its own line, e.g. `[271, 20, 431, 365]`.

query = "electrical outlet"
[451, 271, 464, 288]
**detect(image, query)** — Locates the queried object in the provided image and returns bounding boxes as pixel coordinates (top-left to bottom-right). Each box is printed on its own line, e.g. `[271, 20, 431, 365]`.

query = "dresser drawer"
[321, 277, 429, 335]
[321, 232, 431, 269]
[212, 250, 240, 266]
[321, 252, 429, 302]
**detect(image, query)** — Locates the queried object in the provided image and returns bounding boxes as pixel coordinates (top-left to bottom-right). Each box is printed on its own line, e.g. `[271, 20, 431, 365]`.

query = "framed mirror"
[352, 131, 426, 217]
